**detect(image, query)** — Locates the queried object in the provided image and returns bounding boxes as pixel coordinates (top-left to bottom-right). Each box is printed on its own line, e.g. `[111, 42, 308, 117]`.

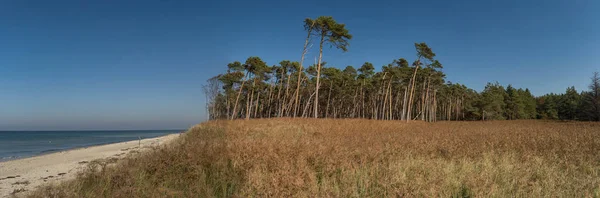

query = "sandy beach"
[0, 133, 180, 197]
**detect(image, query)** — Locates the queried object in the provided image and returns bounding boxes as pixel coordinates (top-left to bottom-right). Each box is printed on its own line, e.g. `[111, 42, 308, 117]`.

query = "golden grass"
[30, 119, 600, 197]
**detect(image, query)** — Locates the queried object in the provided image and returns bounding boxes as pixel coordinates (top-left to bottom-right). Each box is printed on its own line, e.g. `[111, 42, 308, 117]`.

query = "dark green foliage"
[313, 16, 353, 52]
[201, 17, 600, 122]
[537, 94, 560, 119]
[358, 62, 375, 79]
[522, 89, 538, 119]
[581, 72, 600, 121]
[504, 85, 525, 120]
[558, 87, 581, 120]
[480, 82, 507, 120]
[415, 42, 436, 61]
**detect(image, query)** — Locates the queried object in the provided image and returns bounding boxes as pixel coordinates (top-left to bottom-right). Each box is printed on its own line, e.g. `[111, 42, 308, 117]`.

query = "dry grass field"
[30, 119, 600, 197]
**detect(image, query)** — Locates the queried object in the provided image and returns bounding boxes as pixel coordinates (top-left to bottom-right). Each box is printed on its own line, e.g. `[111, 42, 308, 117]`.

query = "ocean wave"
[0, 155, 20, 162]
[40, 148, 63, 154]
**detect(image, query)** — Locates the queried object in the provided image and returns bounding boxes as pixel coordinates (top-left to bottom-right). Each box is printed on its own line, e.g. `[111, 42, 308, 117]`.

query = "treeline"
[202, 16, 600, 122]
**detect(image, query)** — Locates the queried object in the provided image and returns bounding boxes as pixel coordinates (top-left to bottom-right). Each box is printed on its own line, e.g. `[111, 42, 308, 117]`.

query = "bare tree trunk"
[254, 91, 260, 118]
[361, 80, 365, 119]
[382, 75, 389, 120]
[226, 93, 231, 119]
[456, 98, 460, 121]
[388, 79, 393, 120]
[406, 63, 420, 122]
[401, 85, 409, 120]
[246, 78, 256, 120]
[352, 87, 358, 118]
[326, 82, 333, 118]
[293, 21, 314, 118]
[267, 82, 274, 118]
[314, 33, 325, 118]
[419, 76, 427, 121]
[482, 110, 485, 121]
[423, 77, 431, 121]
[285, 95, 295, 116]
[448, 98, 452, 121]
[231, 72, 248, 120]
[277, 69, 285, 117]
[303, 91, 317, 118]
[283, 72, 292, 117]
[333, 99, 338, 118]
[462, 96, 465, 120]
[372, 96, 377, 120]
[298, 76, 308, 118]
[394, 87, 401, 120]
[433, 91, 437, 122]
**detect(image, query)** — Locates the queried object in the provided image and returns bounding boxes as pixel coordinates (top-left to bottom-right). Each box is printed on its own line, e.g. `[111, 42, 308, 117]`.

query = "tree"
[522, 88, 537, 119]
[312, 16, 352, 118]
[243, 57, 270, 120]
[480, 82, 507, 120]
[358, 62, 374, 118]
[406, 43, 436, 122]
[225, 61, 246, 120]
[558, 86, 580, 120]
[504, 85, 525, 120]
[203, 75, 224, 120]
[588, 72, 600, 121]
[537, 93, 559, 120]
[293, 18, 316, 118]
[201, 20, 598, 123]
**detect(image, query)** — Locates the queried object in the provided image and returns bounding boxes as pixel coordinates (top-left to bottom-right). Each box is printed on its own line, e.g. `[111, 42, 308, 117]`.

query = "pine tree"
[558, 86, 580, 120]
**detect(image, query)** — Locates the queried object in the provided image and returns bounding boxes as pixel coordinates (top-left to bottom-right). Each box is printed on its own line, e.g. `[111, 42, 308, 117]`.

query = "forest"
[203, 16, 600, 122]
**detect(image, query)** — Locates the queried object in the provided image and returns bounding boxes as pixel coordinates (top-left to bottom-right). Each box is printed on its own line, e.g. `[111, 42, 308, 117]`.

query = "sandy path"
[0, 133, 181, 197]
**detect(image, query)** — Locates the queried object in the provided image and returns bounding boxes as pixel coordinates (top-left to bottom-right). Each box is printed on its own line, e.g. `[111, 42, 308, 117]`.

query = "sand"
[0, 133, 181, 197]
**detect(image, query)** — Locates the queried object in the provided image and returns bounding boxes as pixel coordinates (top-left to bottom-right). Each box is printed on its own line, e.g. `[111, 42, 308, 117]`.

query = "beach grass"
[29, 119, 600, 197]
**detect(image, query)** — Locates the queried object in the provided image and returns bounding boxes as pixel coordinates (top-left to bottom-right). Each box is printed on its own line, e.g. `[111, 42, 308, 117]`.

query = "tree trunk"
[381, 74, 389, 120]
[406, 62, 420, 122]
[388, 79, 393, 120]
[326, 82, 333, 118]
[277, 68, 285, 117]
[254, 90, 260, 118]
[231, 72, 248, 120]
[401, 85, 409, 120]
[267, 82, 274, 118]
[435, 91, 438, 122]
[293, 22, 314, 118]
[352, 87, 358, 118]
[283, 72, 292, 117]
[419, 79, 426, 121]
[361, 80, 365, 119]
[226, 93, 231, 119]
[314, 32, 325, 118]
[394, 87, 401, 120]
[303, 90, 317, 118]
[423, 76, 431, 121]
[246, 78, 256, 120]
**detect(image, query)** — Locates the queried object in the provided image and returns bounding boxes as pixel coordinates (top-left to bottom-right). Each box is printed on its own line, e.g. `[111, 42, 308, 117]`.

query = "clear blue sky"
[1, 0, 598, 130]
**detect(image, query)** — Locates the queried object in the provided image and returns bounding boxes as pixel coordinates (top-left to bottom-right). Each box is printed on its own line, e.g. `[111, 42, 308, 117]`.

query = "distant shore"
[0, 133, 180, 197]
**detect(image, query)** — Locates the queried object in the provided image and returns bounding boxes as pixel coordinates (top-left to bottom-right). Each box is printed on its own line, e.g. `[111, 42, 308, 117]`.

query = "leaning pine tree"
[312, 16, 352, 118]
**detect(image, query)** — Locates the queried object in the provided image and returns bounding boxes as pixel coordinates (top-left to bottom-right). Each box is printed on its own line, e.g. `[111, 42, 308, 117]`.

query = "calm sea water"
[0, 130, 183, 162]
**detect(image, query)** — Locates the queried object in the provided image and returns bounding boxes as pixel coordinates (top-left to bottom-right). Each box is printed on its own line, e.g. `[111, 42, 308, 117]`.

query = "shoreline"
[0, 132, 181, 163]
[0, 133, 181, 197]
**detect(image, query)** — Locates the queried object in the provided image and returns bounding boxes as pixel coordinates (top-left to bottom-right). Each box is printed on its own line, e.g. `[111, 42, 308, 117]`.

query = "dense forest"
[203, 16, 600, 122]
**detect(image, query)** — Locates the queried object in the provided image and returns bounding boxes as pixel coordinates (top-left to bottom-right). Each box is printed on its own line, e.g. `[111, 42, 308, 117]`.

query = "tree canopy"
[203, 16, 600, 122]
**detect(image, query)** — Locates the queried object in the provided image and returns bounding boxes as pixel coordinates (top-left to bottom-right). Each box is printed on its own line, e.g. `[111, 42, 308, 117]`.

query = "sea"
[0, 130, 183, 162]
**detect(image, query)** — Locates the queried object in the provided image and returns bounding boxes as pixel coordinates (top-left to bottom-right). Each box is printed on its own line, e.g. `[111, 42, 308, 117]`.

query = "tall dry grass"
[30, 119, 600, 197]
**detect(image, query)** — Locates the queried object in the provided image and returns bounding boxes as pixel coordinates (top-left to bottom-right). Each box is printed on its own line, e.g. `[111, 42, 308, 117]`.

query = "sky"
[0, 0, 598, 130]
